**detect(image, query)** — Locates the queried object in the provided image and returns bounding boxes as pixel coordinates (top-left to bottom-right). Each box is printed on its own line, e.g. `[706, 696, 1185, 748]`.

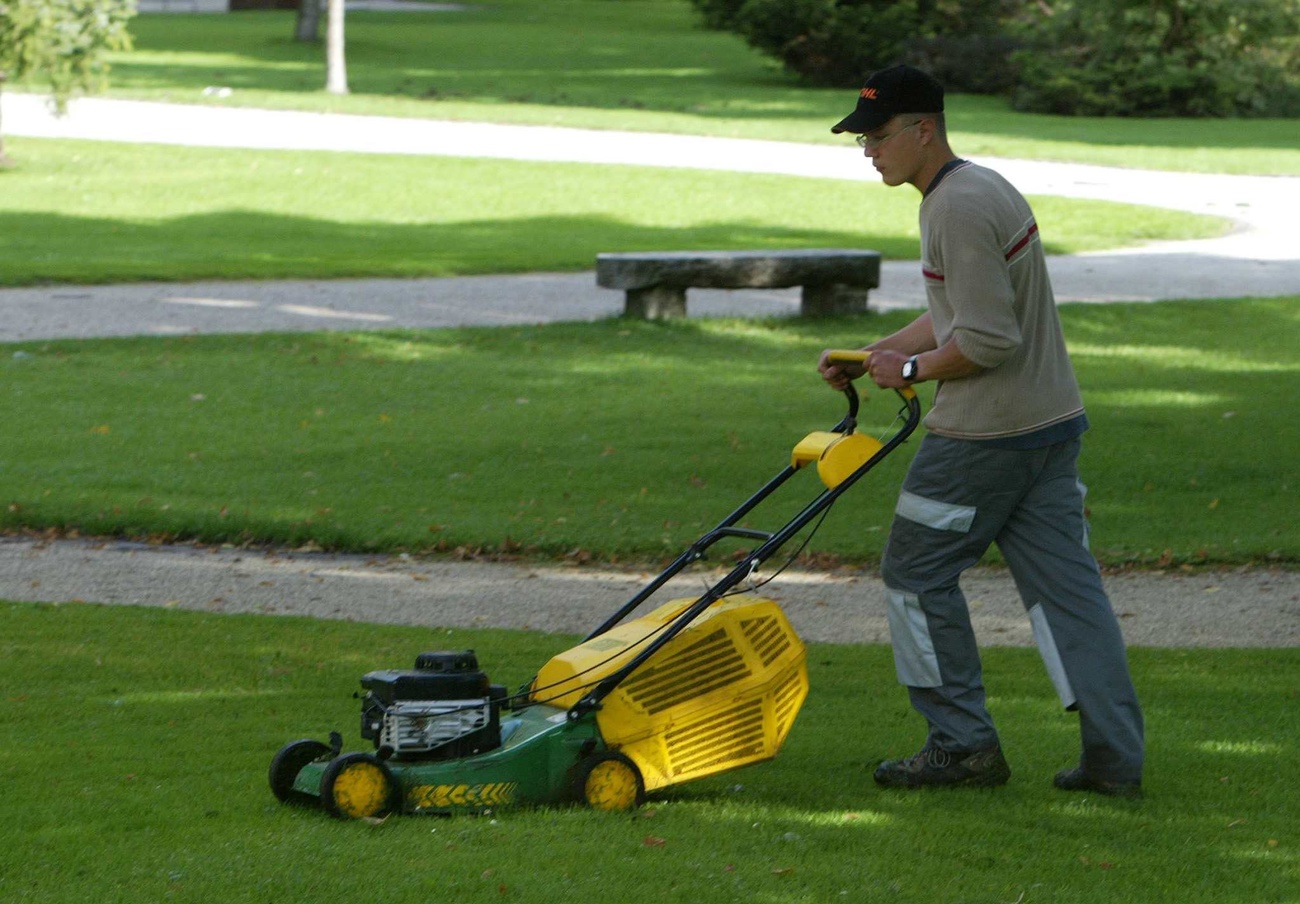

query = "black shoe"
[873, 745, 1010, 789]
[1053, 767, 1142, 799]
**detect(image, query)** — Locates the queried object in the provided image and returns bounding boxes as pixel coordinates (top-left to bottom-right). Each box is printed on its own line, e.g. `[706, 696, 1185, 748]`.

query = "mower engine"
[359, 650, 509, 761]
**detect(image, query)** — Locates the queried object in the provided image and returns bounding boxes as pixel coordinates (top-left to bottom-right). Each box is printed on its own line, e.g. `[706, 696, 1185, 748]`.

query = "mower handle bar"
[565, 353, 920, 719]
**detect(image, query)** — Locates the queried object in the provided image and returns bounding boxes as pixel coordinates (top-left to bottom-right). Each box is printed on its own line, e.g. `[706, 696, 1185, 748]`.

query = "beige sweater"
[919, 161, 1084, 440]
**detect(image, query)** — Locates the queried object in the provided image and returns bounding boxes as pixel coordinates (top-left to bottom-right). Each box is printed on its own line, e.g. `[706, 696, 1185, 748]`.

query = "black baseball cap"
[831, 64, 945, 134]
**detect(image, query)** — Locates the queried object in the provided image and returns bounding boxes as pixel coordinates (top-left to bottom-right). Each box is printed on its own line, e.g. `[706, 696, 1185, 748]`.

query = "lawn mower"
[268, 351, 920, 818]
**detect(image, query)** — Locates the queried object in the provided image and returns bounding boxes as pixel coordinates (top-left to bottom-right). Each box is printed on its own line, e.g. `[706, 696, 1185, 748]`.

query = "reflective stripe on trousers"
[887, 484, 1078, 709]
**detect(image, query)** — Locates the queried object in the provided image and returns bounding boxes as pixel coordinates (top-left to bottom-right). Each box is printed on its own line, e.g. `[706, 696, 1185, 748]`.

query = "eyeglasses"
[855, 121, 920, 150]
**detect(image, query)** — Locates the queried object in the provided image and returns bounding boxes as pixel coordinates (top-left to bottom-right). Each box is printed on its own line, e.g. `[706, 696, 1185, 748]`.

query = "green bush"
[1010, 0, 1300, 117]
[689, 0, 1300, 116]
[732, 0, 914, 87]
[685, 0, 1017, 91]
[904, 31, 1021, 96]
[687, 0, 749, 29]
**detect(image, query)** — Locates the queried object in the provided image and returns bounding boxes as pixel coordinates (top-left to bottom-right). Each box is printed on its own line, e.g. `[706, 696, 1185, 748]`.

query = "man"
[818, 65, 1144, 797]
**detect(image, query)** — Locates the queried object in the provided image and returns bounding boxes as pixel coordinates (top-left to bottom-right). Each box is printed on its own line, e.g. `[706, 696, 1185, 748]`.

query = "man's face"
[859, 116, 924, 187]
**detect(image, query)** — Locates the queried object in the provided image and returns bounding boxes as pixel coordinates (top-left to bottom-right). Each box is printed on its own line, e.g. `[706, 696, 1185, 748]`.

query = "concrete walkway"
[1, 93, 1296, 341]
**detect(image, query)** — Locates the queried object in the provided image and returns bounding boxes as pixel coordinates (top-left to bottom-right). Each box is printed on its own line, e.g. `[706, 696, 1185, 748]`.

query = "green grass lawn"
[1, 602, 1294, 903]
[77, 3, 1300, 176]
[2, 299, 1295, 568]
[0, 6, 1292, 901]
[0, 135, 1225, 287]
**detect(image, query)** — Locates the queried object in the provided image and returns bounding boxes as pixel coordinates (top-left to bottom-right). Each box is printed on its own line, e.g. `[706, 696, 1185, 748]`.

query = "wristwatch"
[901, 355, 920, 382]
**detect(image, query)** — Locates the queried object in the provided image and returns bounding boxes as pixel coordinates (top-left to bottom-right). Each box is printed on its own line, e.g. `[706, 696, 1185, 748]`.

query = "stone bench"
[595, 249, 882, 319]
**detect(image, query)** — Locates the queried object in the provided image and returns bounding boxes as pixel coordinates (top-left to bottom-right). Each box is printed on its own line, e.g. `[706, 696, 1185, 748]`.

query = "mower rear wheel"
[320, 753, 395, 819]
[576, 752, 644, 811]
[269, 739, 333, 806]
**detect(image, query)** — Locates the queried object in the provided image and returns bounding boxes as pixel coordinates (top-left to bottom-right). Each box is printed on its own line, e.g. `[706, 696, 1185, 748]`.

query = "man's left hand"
[867, 349, 911, 388]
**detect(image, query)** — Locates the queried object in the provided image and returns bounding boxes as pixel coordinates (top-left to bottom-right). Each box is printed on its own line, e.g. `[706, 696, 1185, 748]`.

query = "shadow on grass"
[0, 210, 921, 286]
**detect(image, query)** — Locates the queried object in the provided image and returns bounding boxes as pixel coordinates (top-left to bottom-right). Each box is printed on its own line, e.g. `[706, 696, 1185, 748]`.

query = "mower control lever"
[825, 349, 868, 431]
[826, 348, 868, 429]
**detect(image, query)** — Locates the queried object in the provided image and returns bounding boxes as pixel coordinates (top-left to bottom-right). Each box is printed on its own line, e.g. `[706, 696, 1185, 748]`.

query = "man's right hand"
[818, 348, 868, 391]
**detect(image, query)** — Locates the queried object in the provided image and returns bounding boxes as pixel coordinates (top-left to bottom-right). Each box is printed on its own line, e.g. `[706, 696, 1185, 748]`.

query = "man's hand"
[866, 348, 911, 389]
[818, 348, 867, 390]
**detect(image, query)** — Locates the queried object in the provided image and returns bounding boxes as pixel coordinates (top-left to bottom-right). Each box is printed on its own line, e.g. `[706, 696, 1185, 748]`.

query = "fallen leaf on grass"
[642, 836, 667, 847]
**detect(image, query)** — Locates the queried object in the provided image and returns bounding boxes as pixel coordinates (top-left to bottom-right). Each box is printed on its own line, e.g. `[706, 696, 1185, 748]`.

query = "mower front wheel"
[269, 739, 333, 807]
[320, 752, 396, 819]
[575, 752, 644, 812]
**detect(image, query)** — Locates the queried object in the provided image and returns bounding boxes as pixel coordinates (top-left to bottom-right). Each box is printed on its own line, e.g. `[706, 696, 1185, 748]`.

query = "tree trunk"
[325, 0, 349, 95]
[295, 0, 322, 42]
[0, 74, 9, 166]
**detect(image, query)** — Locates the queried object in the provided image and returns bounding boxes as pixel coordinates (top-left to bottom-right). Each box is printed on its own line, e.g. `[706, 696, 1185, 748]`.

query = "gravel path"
[4, 537, 1296, 648]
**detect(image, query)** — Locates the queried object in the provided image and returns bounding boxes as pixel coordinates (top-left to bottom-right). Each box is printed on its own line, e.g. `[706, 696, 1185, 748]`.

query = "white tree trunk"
[325, 0, 349, 95]
[0, 75, 8, 165]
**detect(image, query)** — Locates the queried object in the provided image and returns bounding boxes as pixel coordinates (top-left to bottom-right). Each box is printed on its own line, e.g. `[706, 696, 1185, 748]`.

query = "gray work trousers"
[880, 433, 1144, 784]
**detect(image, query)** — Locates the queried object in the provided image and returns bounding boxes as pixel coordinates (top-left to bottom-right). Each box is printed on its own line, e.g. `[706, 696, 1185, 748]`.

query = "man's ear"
[916, 116, 937, 145]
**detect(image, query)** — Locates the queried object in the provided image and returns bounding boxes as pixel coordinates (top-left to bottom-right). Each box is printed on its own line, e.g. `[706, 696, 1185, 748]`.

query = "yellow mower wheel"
[577, 752, 644, 812]
[320, 753, 394, 819]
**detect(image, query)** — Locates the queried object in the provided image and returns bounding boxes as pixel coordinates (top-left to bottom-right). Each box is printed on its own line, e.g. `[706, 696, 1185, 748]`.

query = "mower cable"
[717, 411, 900, 600]
[719, 505, 832, 601]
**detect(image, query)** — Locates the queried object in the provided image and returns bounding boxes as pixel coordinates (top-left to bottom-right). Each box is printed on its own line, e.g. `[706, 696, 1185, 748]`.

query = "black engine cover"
[358, 650, 507, 759]
[360, 650, 490, 705]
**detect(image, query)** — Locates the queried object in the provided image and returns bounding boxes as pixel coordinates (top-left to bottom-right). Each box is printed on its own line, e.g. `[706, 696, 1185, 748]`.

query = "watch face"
[903, 359, 917, 380]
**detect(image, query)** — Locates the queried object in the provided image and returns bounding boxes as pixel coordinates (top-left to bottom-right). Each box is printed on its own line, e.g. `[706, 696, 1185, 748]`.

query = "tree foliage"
[689, 0, 1022, 93]
[0, 0, 135, 113]
[687, 0, 1300, 116]
[1011, 0, 1300, 117]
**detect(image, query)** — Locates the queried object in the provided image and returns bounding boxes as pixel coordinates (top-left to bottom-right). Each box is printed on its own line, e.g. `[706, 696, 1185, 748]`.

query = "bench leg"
[625, 286, 688, 320]
[801, 283, 870, 316]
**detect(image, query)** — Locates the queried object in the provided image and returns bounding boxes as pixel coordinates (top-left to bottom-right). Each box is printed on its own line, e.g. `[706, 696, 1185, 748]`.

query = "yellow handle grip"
[826, 349, 870, 366]
[825, 349, 918, 401]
